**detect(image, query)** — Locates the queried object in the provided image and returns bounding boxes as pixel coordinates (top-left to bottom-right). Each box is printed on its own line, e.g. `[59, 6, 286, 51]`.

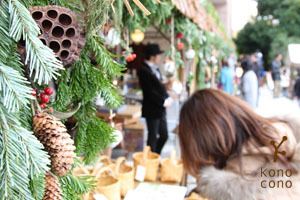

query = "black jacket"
[294, 77, 300, 98]
[138, 63, 169, 119]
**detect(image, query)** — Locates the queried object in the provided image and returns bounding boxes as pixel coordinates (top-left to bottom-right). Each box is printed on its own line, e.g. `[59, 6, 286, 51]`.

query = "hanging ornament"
[177, 42, 184, 51]
[98, 28, 121, 47]
[33, 112, 76, 177]
[165, 18, 172, 24]
[125, 53, 136, 62]
[163, 59, 176, 77]
[175, 33, 184, 39]
[170, 79, 183, 95]
[18, 5, 86, 66]
[43, 172, 62, 200]
[185, 49, 196, 60]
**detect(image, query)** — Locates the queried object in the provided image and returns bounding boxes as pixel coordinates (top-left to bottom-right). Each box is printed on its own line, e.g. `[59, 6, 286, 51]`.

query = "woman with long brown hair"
[179, 89, 300, 200]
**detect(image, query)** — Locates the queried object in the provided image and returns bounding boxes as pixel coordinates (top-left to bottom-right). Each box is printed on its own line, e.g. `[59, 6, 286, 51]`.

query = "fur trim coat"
[196, 113, 300, 200]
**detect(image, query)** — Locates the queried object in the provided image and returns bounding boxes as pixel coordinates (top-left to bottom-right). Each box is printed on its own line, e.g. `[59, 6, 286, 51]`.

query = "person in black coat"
[137, 44, 173, 154]
[293, 73, 300, 106]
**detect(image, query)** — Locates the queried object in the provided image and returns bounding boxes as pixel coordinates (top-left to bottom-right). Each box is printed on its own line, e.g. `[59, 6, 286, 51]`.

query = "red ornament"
[126, 56, 132, 62]
[44, 87, 54, 95]
[40, 103, 47, 108]
[166, 18, 172, 24]
[41, 93, 50, 103]
[126, 54, 136, 62]
[177, 42, 184, 50]
[176, 33, 184, 39]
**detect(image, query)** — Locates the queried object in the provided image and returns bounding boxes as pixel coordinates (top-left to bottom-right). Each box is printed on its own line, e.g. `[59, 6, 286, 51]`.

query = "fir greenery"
[0, 1, 51, 199]
[59, 173, 95, 200]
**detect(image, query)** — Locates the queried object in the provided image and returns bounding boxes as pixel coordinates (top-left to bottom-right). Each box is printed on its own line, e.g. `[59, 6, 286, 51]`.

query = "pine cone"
[33, 113, 76, 176]
[43, 172, 62, 200]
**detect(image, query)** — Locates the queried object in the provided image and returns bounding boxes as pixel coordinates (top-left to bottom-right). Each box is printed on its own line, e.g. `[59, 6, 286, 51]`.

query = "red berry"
[44, 87, 54, 95]
[126, 54, 135, 62]
[126, 56, 131, 62]
[176, 33, 184, 39]
[40, 103, 47, 108]
[41, 93, 49, 103]
[166, 18, 172, 24]
[177, 42, 184, 50]
[132, 54, 137, 59]
[32, 89, 36, 96]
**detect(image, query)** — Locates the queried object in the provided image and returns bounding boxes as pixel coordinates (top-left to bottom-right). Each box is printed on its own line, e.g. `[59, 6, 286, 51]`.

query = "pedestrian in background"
[138, 43, 173, 154]
[281, 69, 290, 97]
[271, 54, 282, 98]
[228, 52, 236, 76]
[293, 72, 300, 106]
[241, 59, 258, 109]
[220, 59, 234, 94]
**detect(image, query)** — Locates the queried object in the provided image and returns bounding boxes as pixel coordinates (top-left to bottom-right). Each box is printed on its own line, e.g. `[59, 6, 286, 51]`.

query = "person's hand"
[164, 97, 174, 108]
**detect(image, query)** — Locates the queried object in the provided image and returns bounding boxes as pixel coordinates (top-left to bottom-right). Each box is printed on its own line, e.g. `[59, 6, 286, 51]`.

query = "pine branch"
[8, 0, 63, 85]
[52, 69, 73, 112]
[59, 173, 95, 200]
[0, 105, 50, 200]
[88, 36, 125, 78]
[0, 64, 33, 113]
[86, 0, 110, 35]
[0, 1, 24, 74]
[75, 116, 114, 164]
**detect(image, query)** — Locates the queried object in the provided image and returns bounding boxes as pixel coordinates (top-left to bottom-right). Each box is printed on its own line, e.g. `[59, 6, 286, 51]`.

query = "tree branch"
[154, 26, 171, 44]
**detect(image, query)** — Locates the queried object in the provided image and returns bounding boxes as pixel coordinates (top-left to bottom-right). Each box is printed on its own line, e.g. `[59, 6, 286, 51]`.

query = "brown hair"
[179, 89, 288, 176]
[222, 58, 229, 67]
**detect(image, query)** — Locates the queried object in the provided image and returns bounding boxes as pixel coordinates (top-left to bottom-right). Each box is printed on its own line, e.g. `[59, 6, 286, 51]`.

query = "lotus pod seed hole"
[32, 11, 43, 20]
[59, 14, 72, 26]
[18, 40, 25, 47]
[47, 10, 58, 19]
[42, 20, 53, 32]
[60, 50, 69, 59]
[62, 40, 71, 48]
[40, 39, 47, 46]
[66, 28, 75, 38]
[49, 41, 60, 53]
[52, 26, 64, 38]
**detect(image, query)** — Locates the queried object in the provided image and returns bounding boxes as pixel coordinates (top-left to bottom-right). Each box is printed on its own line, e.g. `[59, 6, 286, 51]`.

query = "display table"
[96, 105, 141, 125]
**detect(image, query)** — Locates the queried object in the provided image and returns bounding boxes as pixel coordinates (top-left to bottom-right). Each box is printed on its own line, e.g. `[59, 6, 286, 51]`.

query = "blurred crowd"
[218, 51, 300, 109]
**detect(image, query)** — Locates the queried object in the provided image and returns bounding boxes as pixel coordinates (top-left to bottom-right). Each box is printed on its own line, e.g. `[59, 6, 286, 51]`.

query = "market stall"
[0, 0, 233, 200]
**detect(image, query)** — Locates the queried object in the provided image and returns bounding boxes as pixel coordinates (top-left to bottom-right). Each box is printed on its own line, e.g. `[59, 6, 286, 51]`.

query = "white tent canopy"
[288, 44, 300, 66]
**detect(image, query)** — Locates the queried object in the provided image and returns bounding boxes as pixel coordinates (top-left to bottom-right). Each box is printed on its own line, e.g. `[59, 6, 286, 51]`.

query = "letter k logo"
[270, 136, 288, 162]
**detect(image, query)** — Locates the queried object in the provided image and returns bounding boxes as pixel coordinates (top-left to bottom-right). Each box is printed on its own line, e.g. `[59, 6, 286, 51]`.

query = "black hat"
[144, 43, 164, 57]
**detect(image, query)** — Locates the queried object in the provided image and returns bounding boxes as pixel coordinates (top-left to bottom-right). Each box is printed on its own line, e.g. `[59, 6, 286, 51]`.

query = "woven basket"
[160, 150, 183, 183]
[114, 157, 134, 197]
[95, 167, 120, 200]
[91, 156, 113, 176]
[133, 146, 160, 181]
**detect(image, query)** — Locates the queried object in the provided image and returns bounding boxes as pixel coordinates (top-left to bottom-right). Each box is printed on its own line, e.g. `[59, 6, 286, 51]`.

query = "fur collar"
[197, 145, 300, 200]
